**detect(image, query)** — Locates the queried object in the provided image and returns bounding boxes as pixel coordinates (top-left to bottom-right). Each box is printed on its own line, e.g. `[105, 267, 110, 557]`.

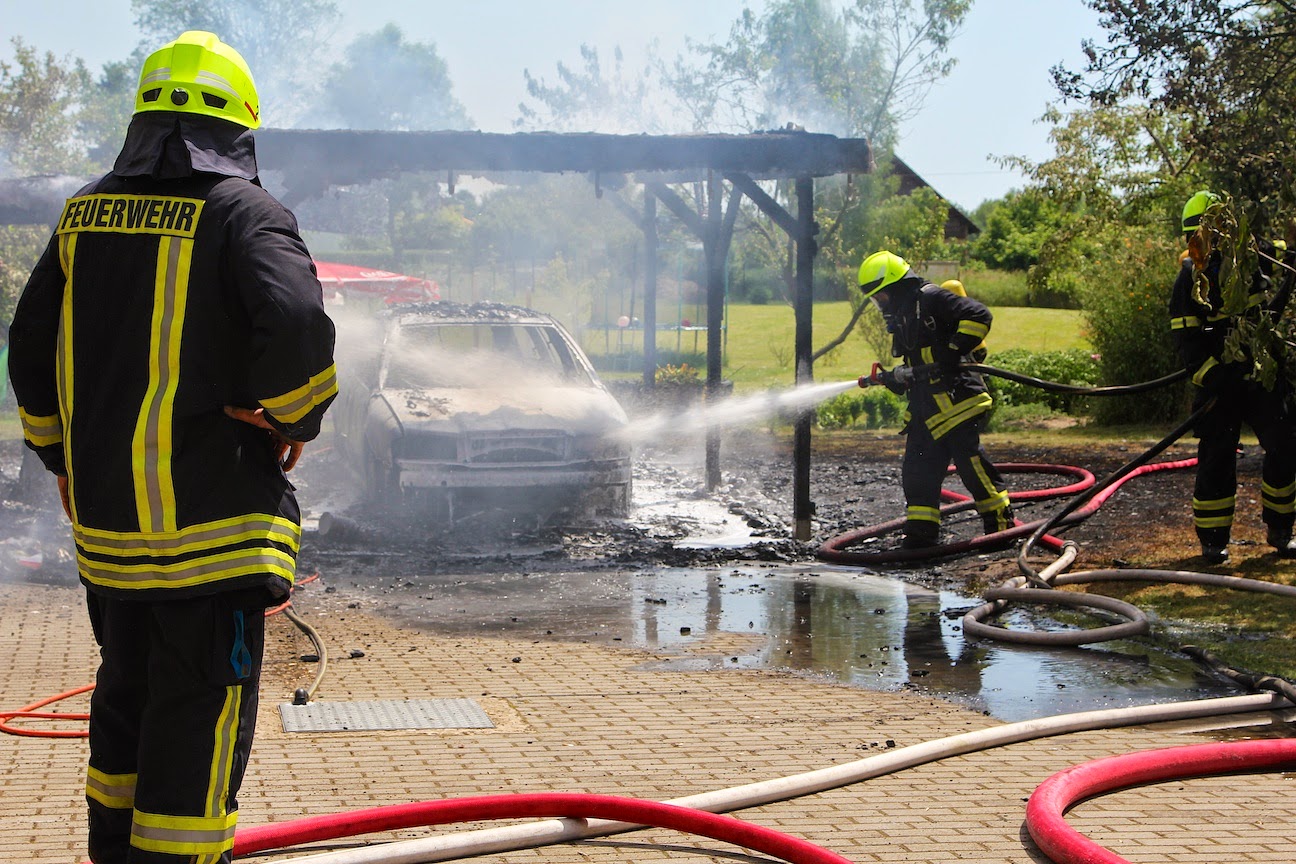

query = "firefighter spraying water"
[853, 251, 1014, 548]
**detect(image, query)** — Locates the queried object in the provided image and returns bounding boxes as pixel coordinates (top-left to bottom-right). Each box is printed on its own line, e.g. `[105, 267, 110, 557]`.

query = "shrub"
[1078, 231, 1188, 424]
[655, 363, 702, 385]
[959, 267, 1031, 307]
[985, 401, 1063, 432]
[985, 347, 1101, 414]
[816, 387, 905, 430]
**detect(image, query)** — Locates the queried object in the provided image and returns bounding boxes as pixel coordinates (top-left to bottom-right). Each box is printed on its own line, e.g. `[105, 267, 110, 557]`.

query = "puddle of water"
[361, 562, 1236, 723]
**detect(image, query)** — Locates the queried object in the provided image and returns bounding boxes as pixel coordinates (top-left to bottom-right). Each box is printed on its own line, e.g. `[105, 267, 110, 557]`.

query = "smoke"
[330, 307, 597, 393]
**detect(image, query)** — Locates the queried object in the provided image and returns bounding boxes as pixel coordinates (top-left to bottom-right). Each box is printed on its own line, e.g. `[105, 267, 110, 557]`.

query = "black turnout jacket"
[9, 113, 337, 600]
[884, 277, 994, 439]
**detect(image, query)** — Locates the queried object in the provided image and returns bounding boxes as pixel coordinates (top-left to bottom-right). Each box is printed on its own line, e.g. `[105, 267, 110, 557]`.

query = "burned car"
[333, 302, 632, 519]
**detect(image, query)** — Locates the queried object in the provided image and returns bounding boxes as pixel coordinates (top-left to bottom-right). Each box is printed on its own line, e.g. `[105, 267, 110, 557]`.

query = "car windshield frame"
[378, 319, 597, 390]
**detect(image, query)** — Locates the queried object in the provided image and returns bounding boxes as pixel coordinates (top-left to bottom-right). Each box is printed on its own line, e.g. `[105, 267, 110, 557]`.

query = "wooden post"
[643, 193, 658, 388]
[793, 176, 816, 541]
[705, 171, 724, 491]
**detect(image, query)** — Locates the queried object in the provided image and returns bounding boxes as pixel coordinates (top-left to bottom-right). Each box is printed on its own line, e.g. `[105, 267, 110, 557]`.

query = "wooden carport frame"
[258, 128, 872, 541]
[0, 129, 873, 540]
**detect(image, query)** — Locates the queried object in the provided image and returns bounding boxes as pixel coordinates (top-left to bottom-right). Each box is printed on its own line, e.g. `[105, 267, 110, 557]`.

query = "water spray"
[619, 379, 859, 440]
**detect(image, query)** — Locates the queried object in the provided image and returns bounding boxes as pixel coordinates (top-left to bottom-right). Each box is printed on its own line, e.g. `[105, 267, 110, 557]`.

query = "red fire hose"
[232, 792, 852, 864]
[0, 684, 94, 739]
[1026, 738, 1296, 864]
[817, 463, 1096, 565]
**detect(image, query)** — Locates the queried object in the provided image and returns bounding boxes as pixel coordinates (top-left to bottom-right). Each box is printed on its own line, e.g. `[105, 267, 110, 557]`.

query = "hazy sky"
[5, 0, 1106, 211]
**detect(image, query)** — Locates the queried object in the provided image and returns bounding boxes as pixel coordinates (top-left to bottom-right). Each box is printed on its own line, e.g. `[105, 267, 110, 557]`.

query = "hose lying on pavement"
[1026, 737, 1296, 864]
[0, 684, 94, 739]
[234, 793, 853, 864]
[244, 692, 1292, 863]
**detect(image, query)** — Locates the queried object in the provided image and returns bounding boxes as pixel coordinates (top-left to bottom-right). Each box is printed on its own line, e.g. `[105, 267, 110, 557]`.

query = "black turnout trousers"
[84, 590, 265, 864]
[1192, 384, 1296, 547]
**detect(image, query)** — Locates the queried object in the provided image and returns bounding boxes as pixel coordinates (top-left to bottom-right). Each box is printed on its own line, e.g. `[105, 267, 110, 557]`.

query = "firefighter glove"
[224, 406, 305, 472]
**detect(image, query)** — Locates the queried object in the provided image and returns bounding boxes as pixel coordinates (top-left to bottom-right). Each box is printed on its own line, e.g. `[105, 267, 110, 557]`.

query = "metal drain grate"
[279, 698, 494, 732]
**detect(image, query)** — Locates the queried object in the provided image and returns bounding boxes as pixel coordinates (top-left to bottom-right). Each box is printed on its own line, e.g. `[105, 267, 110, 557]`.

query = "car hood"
[380, 386, 630, 434]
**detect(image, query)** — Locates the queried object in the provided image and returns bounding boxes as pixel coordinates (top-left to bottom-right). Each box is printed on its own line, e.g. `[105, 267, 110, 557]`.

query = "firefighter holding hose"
[8, 32, 336, 864]
[1170, 190, 1296, 564]
[857, 251, 1014, 549]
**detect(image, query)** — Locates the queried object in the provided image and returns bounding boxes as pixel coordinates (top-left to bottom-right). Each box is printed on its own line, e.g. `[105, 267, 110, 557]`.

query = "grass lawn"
[590, 301, 1091, 391]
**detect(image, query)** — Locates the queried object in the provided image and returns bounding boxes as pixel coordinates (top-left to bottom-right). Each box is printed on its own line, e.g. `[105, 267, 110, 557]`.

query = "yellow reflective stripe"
[1169, 315, 1202, 330]
[260, 364, 339, 426]
[926, 392, 993, 439]
[75, 514, 301, 558]
[130, 809, 237, 856]
[906, 505, 941, 524]
[920, 347, 936, 365]
[58, 233, 77, 524]
[86, 767, 136, 810]
[1193, 495, 1236, 512]
[1262, 481, 1296, 514]
[968, 454, 1000, 507]
[57, 194, 203, 238]
[18, 406, 62, 447]
[133, 236, 191, 532]
[1191, 356, 1218, 387]
[205, 687, 240, 831]
[1263, 480, 1296, 498]
[1194, 515, 1234, 528]
[957, 320, 989, 339]
[78, 546, 297, 592]
[975, 490, 1010, 514]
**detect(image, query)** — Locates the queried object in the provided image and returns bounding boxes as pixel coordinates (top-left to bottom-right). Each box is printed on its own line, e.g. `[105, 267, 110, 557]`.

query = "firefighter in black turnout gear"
[8, 32, 337, 864]
[858, 251, 1014, 548]
[1169, 191, 1296, 564]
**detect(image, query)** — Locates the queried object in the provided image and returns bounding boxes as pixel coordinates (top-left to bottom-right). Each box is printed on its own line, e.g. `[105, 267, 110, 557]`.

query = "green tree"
[78, 56, 141, 171]
[999, 104, 1197, 309]
[970, 188, 1067, 271]
[1078, 225, 1185, 424]
[665, 0, 969, 145]
[321, 24, 471, 131]
[0, 39, 92, 174]
[517, 44, 660, 133]
[1057, 1, 1296, 213]
[666, 0, 970, 363]
[0, 40, 98, 330]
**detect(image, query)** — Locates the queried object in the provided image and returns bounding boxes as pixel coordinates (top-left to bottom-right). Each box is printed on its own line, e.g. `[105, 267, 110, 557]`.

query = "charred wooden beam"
[257, 128, 872, 202]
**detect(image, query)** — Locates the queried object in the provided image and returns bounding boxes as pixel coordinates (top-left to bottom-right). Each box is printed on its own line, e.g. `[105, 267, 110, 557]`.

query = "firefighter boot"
[1198, 526, 1230, 564]
[1267, 526, 1296, 558]
[901, 520, 940, 549]
[981, 506, 1015, 536]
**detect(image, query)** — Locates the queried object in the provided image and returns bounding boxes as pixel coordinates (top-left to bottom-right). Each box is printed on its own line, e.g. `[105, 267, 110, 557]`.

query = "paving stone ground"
[4, 577, 1296, 864]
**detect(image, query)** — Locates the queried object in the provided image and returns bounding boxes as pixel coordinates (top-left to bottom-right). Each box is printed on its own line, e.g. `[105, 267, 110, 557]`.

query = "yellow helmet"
[940, 279, 967, 297]
[1181, 190, 1220, 236]
[858, 251, 911, 299]
[134, 31, 260, 129]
